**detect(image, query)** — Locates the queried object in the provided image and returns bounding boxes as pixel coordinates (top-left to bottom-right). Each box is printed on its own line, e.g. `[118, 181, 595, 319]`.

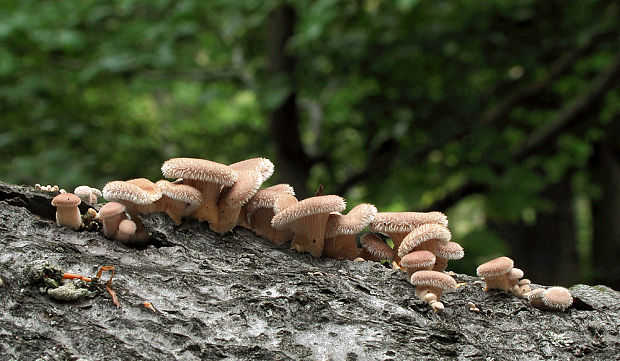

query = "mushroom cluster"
[49, 156, 469, 313]
[362, 213, 465, 313]
[527, 286, 573, 312]
[476, 256, 531, 298]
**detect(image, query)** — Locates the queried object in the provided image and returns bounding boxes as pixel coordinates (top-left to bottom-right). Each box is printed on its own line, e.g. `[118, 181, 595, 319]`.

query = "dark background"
[1, 0, 618, 288]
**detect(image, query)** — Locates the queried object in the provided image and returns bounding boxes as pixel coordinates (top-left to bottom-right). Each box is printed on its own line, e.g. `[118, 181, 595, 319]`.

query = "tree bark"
[1, 181, 619, 360]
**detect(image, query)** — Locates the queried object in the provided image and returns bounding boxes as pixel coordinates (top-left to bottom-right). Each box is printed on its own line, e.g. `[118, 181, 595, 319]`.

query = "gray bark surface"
[0, 181, 619, 360]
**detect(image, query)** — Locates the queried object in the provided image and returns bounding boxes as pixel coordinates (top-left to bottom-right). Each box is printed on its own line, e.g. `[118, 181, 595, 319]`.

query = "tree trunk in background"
[591, 137, 620, 289]
[493, 176, 581, 287]
[267, 5, 312, 198]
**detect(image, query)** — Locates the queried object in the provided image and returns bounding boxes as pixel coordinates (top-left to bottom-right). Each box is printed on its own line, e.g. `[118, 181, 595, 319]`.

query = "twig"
[96, 266, 121, 308]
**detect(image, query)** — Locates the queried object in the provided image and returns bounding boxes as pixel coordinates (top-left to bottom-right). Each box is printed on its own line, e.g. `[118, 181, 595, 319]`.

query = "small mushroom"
[529, 287, 573, 312]
[212, 158, 274, 234]
[433, 241, 465, 271]
[476, 256, 515, 292]
[116, 219, 137, 243]
[229, 157, 275, 183]
[161, 157, 237, 225]
[51, 193, 82, 230]
[237, 207, 251, 229]
[370, 212, 448, 262]
[154, 180, 202, 225]
[102, 179, 162, 242]
[526, 288, 546, 309]
[98, 202, 128, 237]
[271, 195, 346, 258]
[125, 178, 163, 214]
[517, 279, 532, 297]
[244, 185, 296, 245]
[322, 203, 377, 260]
[398, 223, 452, 260]
[507, 268, 526, 297]
[73, 186, 102, 204]
[400, 250, 436, 280]
[409, 270, 457, 313]
[358, 233, 394, 262]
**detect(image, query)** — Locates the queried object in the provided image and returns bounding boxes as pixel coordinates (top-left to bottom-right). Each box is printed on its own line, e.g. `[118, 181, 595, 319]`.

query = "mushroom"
[528, 287, 573, 311]
[98, 202, 128, 237]
[359, 233, 394, 262]
[400, 250, 436, 280]
[161, 157, 238, 226]
[228, 157, 274, 183]
[433, 241, 465, 272]
[73, 186, 102, 204]
[51, 193, 82, 230]
[154, 180, 202, 225]
[409, 270, 457, 313]
[370, 212, 448, 262]
[475, 256, 516, 292]
[542, 287, 573, 311]
[507, 268, 526, 296]
[271, 195, 346, 258]
[322, 203, 377, 260]
[102, 179, 162, 242]
[273, 193, 299, 213]
[244, 185, 296, 245]
[125, 178, 163, 214]
[397, 223, 452, 260]
[212, 158, 274, 234]
[116, 219, 137, 243]
[517, 279, 532, 297]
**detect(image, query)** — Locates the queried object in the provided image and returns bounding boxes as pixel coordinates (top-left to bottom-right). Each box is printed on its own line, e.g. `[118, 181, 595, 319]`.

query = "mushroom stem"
[124, 208, 149, 242]
[322, 234, 360, 260]
[154, 195, 185, 225]
[188, 181, 221, 225]
[482, 275, 512, 291]
[102, 213, 127, 237]
[237, 207, 250, 229]
[249, 208, 292, 245]
[56, 207, 82, 230]
[413, 238, 440, 254]
[289, 213, 330, 258]
[404, 267, 417, 280]
[415, 286, 445, 313]
[212, 204, 241, 234]
[433, 257, 449, 272]
[390, 233, 408, 262]
[429, 300, 445, 313]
